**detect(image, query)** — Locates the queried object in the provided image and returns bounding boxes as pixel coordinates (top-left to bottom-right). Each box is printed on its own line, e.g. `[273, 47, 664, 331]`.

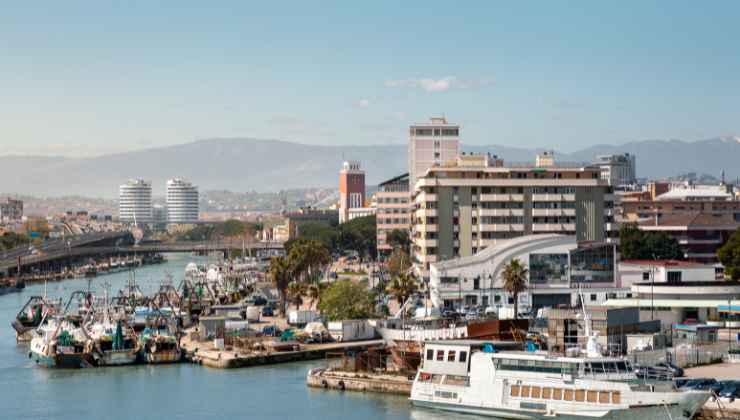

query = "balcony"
[531, 193, 576, 202]
[677, 237, 723, 245]
[415, 238, 438, 247]
[416, 208, 437, 218]
[415, 192, 438, 203]
[478, 224, 525, 232]
[531, 208, 575, 217]
[532, 223, 576, 232]
[477, 208, 524, 217]
[479, 193, 524, 202]
[415, 224, 438, 233]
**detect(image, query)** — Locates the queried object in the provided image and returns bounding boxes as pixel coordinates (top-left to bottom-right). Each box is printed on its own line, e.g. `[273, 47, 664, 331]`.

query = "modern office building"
[428, 234, 625, 312]
[411, 154, 614, 277]
[594, 153, 637, 187]
[0, 198, 23, 222]
[338, 160, 366, 224]
[166, 178, 199, 224]
[408, 117, 460, 190]
[118, 179, 152, 224]
[376, 173, 412, 256]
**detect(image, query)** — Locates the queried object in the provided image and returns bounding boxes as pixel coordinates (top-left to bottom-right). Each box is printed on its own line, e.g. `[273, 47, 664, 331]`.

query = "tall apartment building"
[0, 198, 23, 222]
[338, 160, 366, 224]
[119, 179, 152, 224]
[412, 154, 613, 276]
[376, 173, 411, 256]
[594, 153, 636, 187]
[166, 178, 199, 224]
[408, 117, 460, 190]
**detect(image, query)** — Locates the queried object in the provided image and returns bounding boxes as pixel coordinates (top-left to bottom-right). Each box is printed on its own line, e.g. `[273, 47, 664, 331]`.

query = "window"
[564, 389, 574, 401]
[552, 388, 562, 400]
[598, 391, 610, 404]
[667, 271, 682, 284]
[520, 386, 530, 398]
[542, 387, 552, 399]
[587, 391, 598, 403]
[436, 350, 444, 361]
[590, 294, 597, 302]
[611, 391, 621, 404]
[426, 349, 433, 360]
[575, 390, 585, 402]
[531, 387, 541, 399]
[510, 385, 520, 397]
[642, 272, 650, 281]
[448, 351, 456, 362]
[459, 351, 467, 363]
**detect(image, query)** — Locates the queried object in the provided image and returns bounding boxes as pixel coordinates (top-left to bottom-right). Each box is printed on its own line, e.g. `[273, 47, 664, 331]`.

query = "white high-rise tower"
[119, 179, 153, 224]
[166, 178, 199, 224]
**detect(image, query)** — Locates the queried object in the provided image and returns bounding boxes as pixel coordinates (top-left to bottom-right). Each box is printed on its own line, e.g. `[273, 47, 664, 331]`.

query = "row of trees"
[0, 232, 29, 251]
[177, 219, 263, 242]
[285, 215, 377, 260]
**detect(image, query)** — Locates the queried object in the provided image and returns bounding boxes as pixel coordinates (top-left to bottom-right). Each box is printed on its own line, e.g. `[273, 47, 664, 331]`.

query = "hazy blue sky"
[2, 1, 740, 156]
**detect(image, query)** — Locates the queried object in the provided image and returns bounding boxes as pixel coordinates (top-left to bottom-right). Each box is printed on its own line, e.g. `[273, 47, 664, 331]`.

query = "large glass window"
[529, 253, 568, 284]
[569, 244, 615, 284]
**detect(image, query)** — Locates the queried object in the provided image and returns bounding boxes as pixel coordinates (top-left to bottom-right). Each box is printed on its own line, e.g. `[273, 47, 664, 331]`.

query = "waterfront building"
[118, 179, 152, 224]
[152, 204, 168, 231]
[408, 117, 460, 190]
[0, 198, 23, 222]
[428, 234, 625, 312]
[606, 259, 740, 327]
[338, 161, 366, 224]
[166, 178, 199, 224]
[376, 173, 411, 257]
[412, 153, 615, 277]
[593, 153, 636, 187]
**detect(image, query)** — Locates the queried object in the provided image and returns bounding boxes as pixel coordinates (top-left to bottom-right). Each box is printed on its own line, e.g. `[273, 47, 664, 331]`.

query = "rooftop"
[620, 259, 709, 268]
[656, 185, 734, 201]
[638, 212, 740, 228]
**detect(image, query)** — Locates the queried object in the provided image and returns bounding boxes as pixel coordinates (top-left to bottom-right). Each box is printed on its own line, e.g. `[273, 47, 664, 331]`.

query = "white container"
[245, 306, 261, 322]
[213, 338, 225, 350]
[288, 310, 319, 325]
[328, 320, 376, 342]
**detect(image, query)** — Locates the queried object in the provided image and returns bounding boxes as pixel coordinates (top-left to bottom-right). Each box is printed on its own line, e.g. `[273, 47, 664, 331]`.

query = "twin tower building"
[119, 178, 199, 225]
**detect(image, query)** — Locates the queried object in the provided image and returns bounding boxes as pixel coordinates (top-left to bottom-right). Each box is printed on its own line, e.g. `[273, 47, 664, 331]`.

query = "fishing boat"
[11, 296, 61, 341]
[29, 316, 95, 368]
[140, 327, 181, 364]
[88, 318, 140, 366]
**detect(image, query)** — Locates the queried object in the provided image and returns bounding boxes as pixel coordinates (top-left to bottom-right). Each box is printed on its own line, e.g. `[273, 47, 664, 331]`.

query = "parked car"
[654, 361, 684, 378]
[261, 325, 281, 337]
[261, 306, 274, 317]
[252, 296, 267, 306]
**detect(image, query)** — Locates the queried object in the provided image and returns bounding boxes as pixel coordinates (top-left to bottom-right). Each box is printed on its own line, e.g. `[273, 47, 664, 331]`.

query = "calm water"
[0, 254, 472, 420]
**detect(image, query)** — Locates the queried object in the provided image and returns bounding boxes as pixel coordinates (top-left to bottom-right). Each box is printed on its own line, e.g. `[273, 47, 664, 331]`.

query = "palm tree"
[307, 282, 323, 310]
[287, 282, 307, 311]
[502, 258, 528, 320]
[268, 256, 292, 316]
[386, 273, 418, 306]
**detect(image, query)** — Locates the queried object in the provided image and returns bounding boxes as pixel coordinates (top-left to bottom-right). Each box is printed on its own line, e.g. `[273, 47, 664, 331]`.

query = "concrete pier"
[307, 368, 412, 395]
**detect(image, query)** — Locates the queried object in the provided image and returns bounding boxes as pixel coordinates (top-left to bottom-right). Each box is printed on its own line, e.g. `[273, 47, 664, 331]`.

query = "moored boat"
[29, 316, 95, 368]
[12, 296, 61, 341]
[140, 327, 181, 364]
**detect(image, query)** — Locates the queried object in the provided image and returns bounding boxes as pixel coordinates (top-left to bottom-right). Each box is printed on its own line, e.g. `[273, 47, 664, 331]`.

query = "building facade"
[408, 117, 460, 190]
[166, 178, 199, 224]
[594, 153, 637, 187]
[118, 179, 152, 224]
[428, 234, 625, 313]
[412, 154, 614, 276]
[376, 173, 411, 256]
[0, 198, 23, 222]
[338, 161, 366, 224]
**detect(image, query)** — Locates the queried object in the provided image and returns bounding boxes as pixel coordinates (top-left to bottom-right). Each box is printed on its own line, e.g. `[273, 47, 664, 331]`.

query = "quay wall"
[307, 370, 412, 395]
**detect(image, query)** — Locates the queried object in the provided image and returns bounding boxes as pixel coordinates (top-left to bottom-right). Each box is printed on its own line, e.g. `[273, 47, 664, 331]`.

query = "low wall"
[307, 369, 412, 395]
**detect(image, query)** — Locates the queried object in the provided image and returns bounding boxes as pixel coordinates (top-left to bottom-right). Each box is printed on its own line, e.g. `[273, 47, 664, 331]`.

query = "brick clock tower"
[339, 160, 365, 223]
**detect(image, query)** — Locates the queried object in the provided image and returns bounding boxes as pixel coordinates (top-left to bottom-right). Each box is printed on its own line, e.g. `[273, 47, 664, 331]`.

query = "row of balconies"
[531, 223, 576, 232]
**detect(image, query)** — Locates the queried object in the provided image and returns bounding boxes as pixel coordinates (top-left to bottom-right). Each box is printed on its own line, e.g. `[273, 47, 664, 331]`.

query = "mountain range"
[2, 136, 738, 198]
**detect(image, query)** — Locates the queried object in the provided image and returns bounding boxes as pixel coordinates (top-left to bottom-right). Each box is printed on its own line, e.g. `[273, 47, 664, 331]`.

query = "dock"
[307, 368, 412, 395]
[181, 334, 385, 369]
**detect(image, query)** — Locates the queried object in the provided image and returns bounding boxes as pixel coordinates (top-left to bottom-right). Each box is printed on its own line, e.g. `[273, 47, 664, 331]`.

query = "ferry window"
[542, 387, 552, 399]
[611, 392, 621, 404]
[575, 390, 585, 402]
[520, 386, 530, 398]
[436, 350, 444, 361]
[552, 389, 563, 400]
[564, 389, 574, 401]
[448, 351, 456, 362]
[615, 361, 628, 372]
[459, 351, 467, 363]
[426, 349, 433, 360]
[531, 387, 541, 399]
[606, 363, 618, 373]
[587, 391, 597, 403]
[584, 363, 592, 375]
[598, 392, 610, 404]
[510, 385, 520, 397]
[590, 362, 605, 374]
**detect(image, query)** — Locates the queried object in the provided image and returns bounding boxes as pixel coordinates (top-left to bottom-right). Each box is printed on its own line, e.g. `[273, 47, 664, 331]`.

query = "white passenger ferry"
[410, 340, 709, 419]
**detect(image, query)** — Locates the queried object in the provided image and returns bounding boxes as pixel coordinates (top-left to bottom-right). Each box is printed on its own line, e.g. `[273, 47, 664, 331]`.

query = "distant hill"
[1, 136, 738, 198]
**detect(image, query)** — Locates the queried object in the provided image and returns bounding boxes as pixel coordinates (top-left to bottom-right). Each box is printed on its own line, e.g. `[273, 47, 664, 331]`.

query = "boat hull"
[145, 350, 181, 364]
[97, 349, 139, 366]
[30, 351, 95, 368]
[411, 391, 708, 420]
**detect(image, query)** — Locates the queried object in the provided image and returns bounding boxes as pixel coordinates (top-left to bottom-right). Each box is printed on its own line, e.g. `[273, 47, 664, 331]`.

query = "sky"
[1, 1, 740, 157]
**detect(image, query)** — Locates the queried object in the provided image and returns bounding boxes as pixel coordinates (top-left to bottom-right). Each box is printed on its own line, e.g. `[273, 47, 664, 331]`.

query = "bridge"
[0, 234, 284, 275]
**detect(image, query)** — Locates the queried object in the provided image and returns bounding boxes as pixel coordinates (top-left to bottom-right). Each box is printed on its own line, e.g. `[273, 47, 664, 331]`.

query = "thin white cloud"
[356, 98, 371, 108]
[384, 76, 493, 92]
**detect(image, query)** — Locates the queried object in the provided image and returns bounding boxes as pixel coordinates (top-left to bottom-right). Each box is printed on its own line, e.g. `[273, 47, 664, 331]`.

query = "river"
[0, 253, 470, 420]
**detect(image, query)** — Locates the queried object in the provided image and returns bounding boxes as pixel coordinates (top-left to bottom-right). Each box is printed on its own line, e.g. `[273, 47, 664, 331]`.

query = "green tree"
[0, 232, 29, 251]
[306, 283, 324, 309]
[288, 222, 339, 252]
[387, 248, 412, 280]
[619, 223, 683, 260]
[387, 229, 410, 250]
[287, 282, 307, 311]
[386, 272, 418, 306]
[287, 239, 332, 283]
[318, 280, 374, 321]
[339, 215, 377, 260]
[502, 258, 528, 320]
[718, 228, 740, 280]
[268, 256, 292, 316]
